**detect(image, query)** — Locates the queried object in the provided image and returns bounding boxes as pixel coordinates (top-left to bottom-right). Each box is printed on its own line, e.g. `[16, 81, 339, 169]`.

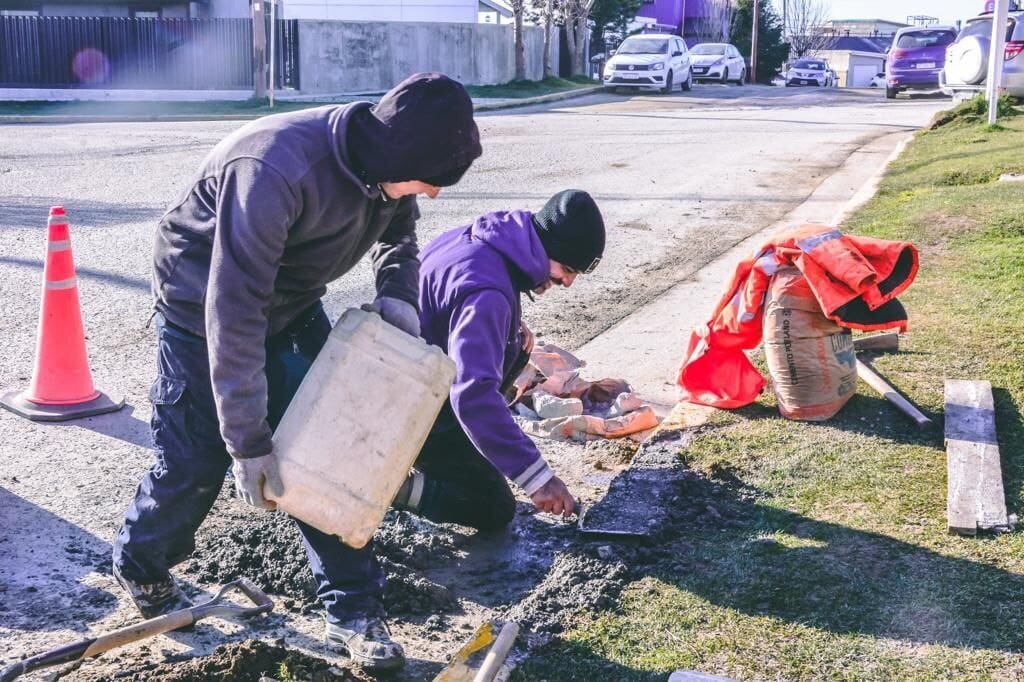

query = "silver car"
[941, 10, 1024, 98]
[689, 43, 747, 84]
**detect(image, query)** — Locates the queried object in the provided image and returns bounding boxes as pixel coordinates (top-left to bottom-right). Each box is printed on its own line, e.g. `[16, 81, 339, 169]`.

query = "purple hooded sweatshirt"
[419, 210, 554, 495]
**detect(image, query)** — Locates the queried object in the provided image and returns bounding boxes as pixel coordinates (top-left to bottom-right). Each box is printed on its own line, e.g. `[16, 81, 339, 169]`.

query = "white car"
[603, 33, 693, 93]
[689, 43, 747, 84]
[868, 72, 887, 87]
[785, 58, 834, 86]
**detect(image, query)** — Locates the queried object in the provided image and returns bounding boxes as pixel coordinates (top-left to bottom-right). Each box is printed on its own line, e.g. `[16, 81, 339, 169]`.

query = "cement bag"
[764, 267, 857, 421]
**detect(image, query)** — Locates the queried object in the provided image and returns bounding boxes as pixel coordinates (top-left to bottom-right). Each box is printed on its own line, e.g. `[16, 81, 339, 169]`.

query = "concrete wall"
[283, 0, 477, 22]
[204, 0, 249, 18]
[297, 20, 556, 94]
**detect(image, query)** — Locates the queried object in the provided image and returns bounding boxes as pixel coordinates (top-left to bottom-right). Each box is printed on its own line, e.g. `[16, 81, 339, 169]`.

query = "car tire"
[662, 70, 674, 94]
[737, 68, 746, 84]
[682, 70, 693, 91]
[720, 68, 729, 84]
[885, 86, 898, 99]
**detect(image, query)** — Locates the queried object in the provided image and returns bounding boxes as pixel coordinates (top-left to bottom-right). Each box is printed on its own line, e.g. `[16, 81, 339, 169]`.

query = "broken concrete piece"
[945, 379, 1010, 535]
[517, 406, 660, 443]
[609, 392, 644, 417]
[668, 672, 735, 682]
[998, 173, 1024, 183]
[533, 392, 584, 419]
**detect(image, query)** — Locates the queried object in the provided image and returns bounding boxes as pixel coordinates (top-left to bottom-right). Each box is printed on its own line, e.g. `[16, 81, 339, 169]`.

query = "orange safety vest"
[677, 224, 918, 409]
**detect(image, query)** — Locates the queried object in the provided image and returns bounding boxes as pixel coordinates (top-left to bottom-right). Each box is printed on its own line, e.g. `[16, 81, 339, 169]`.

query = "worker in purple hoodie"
[392, 189, 605, 530]
[312, 191, 603, 669]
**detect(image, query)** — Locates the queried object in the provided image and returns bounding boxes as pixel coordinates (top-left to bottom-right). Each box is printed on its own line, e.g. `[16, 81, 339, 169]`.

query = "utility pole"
[269, 0, 276, 107]
[987, 0, 1009, 124]
[251, 0, 267, 100]
[750, 0, 760, 83]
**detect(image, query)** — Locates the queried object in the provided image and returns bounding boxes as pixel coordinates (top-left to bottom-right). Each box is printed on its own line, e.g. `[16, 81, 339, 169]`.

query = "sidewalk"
[0, 86, 603, 124]
[576, 130, 913, 408]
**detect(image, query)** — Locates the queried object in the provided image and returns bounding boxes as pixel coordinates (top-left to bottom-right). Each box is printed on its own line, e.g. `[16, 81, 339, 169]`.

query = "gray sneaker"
[325, 617, 406, 671]
[112, 564, 193, 619]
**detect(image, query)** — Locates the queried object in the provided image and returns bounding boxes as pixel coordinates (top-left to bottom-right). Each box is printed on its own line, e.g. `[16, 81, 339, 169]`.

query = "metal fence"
[0, 16, 299, 90]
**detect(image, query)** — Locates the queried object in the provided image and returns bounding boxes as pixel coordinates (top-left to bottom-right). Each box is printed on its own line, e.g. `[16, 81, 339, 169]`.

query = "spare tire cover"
[953, 35, 990, 84]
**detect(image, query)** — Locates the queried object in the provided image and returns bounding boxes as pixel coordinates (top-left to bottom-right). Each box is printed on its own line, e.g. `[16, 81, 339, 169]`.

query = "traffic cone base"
[0, 388, 124, 423]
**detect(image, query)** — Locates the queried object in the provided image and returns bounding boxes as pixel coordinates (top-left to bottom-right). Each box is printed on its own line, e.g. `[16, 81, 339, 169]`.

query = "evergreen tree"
[731, 0, 790, 83]
[589, 0, 644, 54]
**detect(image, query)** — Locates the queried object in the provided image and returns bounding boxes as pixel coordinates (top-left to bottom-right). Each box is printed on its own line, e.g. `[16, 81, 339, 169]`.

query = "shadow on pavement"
[0, 256, 150, 293]
[0, 197, 161, 231]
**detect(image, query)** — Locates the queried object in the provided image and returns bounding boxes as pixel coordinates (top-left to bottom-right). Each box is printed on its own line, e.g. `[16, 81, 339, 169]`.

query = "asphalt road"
[0, 84, 946, 668]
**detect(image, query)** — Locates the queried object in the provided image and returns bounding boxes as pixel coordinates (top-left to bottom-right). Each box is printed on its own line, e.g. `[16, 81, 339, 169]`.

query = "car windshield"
[896, 30, 956, 48]
[793, 60, 825, 70]
[960, 17, 1016, 42]
[617, 38, 670, 55]
[691, 44, 727, 55]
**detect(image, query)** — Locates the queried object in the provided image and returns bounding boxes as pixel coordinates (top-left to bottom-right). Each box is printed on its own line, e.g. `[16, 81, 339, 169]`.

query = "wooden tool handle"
[856, 359, 932, 428]
[473, 621, 519, 682]
[84, 608, 196, 656]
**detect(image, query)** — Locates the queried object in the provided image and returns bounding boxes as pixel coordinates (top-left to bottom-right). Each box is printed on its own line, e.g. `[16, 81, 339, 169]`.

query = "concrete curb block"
[0, 86, 603, 124]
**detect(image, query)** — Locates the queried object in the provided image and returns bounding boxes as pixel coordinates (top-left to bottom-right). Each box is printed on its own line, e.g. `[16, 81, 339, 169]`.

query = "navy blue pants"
[113, 303, 514, 623]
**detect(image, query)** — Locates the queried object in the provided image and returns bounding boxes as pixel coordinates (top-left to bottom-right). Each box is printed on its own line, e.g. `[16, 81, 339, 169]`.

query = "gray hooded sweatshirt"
[152, 103, 419, 459]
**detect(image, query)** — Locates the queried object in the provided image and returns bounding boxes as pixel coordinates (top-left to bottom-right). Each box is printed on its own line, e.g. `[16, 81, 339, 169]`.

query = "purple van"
[886, 26, 959, 98]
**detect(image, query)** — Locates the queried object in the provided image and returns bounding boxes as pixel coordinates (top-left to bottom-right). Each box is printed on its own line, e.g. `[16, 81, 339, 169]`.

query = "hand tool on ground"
[855, 358, 932, 428]
[0, 579, 273, 682]
[472, 621, 519, 682]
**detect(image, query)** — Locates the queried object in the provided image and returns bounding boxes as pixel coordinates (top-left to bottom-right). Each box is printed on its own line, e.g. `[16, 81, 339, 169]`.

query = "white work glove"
[231, 454, 278, 511]
[362, 296, 421, 337]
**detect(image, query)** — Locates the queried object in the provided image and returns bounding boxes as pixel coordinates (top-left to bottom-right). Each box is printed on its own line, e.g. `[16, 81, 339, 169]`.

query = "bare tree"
[558, 0, 595, 77]
[784, 0, 833, 58]
[542, 0, 555, 78]
[511, 0, 528, 81]
[692, 0, 736, 44]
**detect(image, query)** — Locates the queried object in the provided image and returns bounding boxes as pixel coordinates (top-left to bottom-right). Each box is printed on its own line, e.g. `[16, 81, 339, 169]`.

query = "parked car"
[689, 43, 747, 84]
[941, 9, 1024, 100]
[869, 72, 887, 88]
[785, 58, 834, 86]
[603, 33, 693, 94]
[886, 26, 958, 98]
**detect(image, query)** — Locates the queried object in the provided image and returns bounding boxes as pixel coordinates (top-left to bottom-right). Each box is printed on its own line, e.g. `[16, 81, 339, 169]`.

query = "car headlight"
[713, 58, 725, 66]
[652, 62, 665, 71]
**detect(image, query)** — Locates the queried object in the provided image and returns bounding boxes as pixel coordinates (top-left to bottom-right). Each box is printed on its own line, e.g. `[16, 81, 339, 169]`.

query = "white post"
[269, 0, 276, 107]
[987, 0, 1009, 124]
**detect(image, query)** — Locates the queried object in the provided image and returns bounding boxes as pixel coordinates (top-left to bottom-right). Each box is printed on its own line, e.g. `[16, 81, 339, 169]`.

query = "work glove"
[231, 454, 278, 511]
[362, 296, 421, 338]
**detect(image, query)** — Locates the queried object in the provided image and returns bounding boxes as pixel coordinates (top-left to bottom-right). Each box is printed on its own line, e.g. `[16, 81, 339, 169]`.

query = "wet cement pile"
[69, 640, 371, 682]
[186, 489, 465, 617]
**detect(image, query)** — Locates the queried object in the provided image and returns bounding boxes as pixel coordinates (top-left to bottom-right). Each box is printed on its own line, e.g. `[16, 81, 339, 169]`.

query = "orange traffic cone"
[0, 206, 124, 421]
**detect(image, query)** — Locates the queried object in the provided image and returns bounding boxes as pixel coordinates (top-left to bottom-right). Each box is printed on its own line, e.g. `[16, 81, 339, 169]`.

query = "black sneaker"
[112, 564, 193, 619]
[325, 617, 406, 671]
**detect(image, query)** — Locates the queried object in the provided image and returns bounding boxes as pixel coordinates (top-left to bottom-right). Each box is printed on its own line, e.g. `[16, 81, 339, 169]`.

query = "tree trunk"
[574, 16, 587, 77]
[542, 0, 553, 78]
[514, 9, 526, 81]
[565, 21, 578, 76]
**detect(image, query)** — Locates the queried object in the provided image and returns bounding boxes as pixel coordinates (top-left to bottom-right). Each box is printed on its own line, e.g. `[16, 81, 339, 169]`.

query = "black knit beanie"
[347, 72, 482, 187]
[532, 190, 606, 274]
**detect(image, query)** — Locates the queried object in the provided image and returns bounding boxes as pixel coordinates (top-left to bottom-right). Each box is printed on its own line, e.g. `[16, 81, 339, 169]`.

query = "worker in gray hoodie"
[111, 72, 482, 671]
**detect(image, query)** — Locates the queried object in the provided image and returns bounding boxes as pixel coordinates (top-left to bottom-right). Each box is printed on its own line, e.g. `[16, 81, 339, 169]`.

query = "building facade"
[634, 0, 727, 44]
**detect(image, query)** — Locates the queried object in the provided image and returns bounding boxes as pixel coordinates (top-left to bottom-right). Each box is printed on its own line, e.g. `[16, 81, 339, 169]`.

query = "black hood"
[346, 72, 483, 187]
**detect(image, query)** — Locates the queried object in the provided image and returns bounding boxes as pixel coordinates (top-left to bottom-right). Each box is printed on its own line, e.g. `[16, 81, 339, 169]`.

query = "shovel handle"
[856, 359, 932, 428]
[0, 609, 194, 681]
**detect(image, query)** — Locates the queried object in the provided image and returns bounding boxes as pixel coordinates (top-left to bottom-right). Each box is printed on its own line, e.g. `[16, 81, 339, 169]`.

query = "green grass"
[464, 75, 596, 99]
[0, 77, 596, 118]
[517, 108, 1024, 680]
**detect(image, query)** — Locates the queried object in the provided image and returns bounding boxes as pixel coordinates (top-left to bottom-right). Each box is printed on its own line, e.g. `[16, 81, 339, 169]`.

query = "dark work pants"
[113, 302, 514, 623]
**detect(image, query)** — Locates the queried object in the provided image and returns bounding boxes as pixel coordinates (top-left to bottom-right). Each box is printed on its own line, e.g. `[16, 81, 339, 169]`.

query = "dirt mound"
[70, 640, 370, 682]
[185, 491, 465, 617]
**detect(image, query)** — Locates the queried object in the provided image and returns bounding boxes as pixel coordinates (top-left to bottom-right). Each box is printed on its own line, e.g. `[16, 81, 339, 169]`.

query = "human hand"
[362, 297, 420, 337]
[231, 454, 278, 511]
[530, 476, 576, 517]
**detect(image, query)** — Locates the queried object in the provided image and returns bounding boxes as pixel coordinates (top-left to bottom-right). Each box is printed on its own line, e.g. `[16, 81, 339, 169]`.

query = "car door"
[676, 39, 690, 76]
[729, 46, 742, 76]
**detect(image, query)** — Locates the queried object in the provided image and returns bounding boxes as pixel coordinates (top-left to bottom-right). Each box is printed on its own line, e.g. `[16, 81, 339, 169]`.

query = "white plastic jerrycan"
[265, 308, 455, 548]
